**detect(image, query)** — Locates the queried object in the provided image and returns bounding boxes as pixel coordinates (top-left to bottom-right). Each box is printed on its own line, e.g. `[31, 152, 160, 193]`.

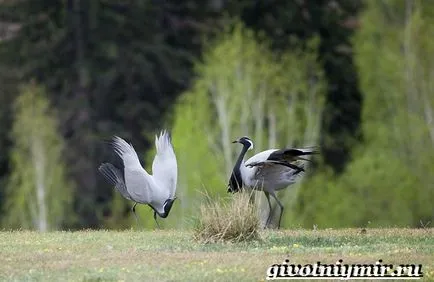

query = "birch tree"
[3, 83, 73, 231]
[294, 0, 434, 228]
[355, 0, 434, 223]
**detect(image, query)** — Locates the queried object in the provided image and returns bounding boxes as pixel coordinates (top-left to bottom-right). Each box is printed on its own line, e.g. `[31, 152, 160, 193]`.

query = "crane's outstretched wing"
[246, 159, 304, 172]
[250, 161, 306, 188]
[244, 146, 317, 189]
[98, 163, 133, 201]
[111, 136, 152, 203]
[243, 148, 306, 173]
[111, 136, 143, 168]
[152, 130, 178, 198]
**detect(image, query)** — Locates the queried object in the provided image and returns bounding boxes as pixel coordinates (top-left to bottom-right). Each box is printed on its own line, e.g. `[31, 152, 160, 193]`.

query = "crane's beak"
[232, 140, 239, 144]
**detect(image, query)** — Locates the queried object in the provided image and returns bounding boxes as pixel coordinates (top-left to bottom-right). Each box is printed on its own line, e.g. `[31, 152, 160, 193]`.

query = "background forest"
[0, 0, 432, 231]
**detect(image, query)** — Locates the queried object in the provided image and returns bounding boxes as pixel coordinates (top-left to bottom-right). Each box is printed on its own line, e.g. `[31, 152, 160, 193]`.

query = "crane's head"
[232, 136, 254, 151]
[157, 197, 177, 218]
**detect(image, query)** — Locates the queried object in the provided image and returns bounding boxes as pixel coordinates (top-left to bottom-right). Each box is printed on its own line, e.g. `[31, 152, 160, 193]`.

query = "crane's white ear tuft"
[247, 140, 254, 150]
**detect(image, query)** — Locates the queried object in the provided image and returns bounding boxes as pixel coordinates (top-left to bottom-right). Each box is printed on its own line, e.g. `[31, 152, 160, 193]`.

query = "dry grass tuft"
[193, 191, 261, 243]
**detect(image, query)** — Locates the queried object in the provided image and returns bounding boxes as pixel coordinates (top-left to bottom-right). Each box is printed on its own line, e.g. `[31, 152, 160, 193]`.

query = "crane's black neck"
[228, 144, 249, 193]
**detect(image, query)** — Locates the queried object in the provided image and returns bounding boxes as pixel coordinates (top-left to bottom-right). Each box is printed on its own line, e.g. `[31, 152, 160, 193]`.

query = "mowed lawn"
[0, 228, 433, 281]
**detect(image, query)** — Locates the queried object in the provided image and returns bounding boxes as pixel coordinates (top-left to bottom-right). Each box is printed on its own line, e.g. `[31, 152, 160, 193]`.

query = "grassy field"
[0, 228, 433, 281]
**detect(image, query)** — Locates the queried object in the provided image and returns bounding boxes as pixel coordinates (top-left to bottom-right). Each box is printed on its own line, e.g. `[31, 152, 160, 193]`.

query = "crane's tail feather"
[98, 163, 132, 201]
[155, 129, 173, 154]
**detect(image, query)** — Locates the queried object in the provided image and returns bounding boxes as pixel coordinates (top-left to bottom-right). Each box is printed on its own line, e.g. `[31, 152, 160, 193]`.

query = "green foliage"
[294, 150, 421, 228]
[3, 83, 74, 231]
[2, 1, 430, 230]
[294, 0, 434, 228]
[169, 21, 325, 228]
[355, 0, 434, 226]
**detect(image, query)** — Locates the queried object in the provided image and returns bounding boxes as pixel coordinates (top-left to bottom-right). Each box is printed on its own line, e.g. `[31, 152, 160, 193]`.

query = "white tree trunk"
[211, 83, 233, 176]
[268, 110, 276, 148]
[254, 84, 266, 153]
[240, 70, 251, 135]
[32, 136, 48, 232]
[403, 0, 417, 162]
[423, 91, 434, 146]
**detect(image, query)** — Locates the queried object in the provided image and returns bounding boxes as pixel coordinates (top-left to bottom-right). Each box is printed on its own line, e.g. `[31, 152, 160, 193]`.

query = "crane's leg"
[264, 191, 273, 229]
[153, 211, 161, 229]
[269, 192, 284, 229]
[131, 203, 140, 225]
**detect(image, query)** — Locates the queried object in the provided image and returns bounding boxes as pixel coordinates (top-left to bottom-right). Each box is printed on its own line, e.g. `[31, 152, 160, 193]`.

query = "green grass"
[0, 228, 433, 281]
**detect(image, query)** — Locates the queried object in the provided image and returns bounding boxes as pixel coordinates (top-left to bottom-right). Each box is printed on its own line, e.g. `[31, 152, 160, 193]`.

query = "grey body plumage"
[228, 136, 317, 228]
[98, 130, 178, 227]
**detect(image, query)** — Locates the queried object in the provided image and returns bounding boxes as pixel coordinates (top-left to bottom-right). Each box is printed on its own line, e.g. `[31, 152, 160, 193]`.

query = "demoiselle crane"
[98, 130, 177, 227]
[228, 136, 317, 228]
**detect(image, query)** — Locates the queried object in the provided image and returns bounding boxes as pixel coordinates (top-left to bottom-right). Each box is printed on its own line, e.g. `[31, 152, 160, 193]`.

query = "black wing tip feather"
[110, 135, 124, 145]
[102, 138, 113, 146]
[302, 145, 321, 154]
[294, 163, 305, 175]
[98, 162, 132, 201]
[285, 148, 318, 156]
[308, 149, 320, 155]
[268, 147, 320, 163]
[101, 135, 124, 147]
[98, 163, 118, 187]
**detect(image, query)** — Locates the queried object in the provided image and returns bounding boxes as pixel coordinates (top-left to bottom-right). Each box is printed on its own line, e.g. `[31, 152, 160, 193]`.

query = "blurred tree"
[354, 0, 434, 226]
[0, 65, 16, 214]
[3, 83, 73, 231]
[0, 1, 27, 218]
[4, 0, 420, 229]
[0, 0, 218, 228]
[167, 23, 325, 228]
[223, 0, 364, 173]
[293, 0, 434, 228]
